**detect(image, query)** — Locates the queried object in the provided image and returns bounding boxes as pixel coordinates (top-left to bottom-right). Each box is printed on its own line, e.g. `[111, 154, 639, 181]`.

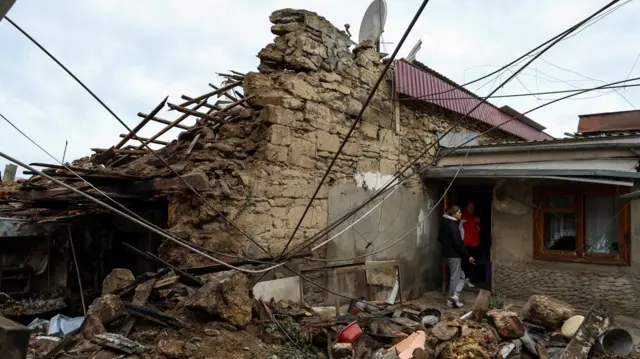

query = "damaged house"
[0, 9, 551, 319]
[426, 109, 640, 316]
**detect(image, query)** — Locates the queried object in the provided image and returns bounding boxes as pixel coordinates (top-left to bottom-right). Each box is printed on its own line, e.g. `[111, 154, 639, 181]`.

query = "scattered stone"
[157, 339, 185, 359]
[82, 314, 106, 339]
[522, 295, 573, 329]
[204, 328, 221, 337]
[183, 271, 252, 327]
[91, 333, 149, 355]
[561, 315, 585, 340]
[331, 342, 354, 359]
[421, 315, 439, 327]
[488, 311, 525, 339]
[87, 294, 124, 324]
[102, 268, 135, 295]
[432, 321, 458, 341]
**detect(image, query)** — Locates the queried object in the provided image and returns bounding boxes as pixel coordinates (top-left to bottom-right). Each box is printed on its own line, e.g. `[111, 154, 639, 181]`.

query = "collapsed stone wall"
[159, 9, 517, 301]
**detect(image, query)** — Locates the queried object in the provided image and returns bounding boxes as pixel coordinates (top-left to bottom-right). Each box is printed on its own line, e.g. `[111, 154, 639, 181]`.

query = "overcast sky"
[1, 0, 639, 176]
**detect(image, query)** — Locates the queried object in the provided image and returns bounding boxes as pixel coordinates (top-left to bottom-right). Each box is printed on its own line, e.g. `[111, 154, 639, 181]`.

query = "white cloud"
[1, 0, 639, 176]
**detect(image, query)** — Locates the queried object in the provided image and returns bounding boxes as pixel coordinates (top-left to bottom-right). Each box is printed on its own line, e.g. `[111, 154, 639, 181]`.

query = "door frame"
[441, 186, 494, 294]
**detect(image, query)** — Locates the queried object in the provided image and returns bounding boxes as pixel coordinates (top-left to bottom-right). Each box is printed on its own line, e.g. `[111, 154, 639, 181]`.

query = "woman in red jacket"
[459, 202, 480, 288]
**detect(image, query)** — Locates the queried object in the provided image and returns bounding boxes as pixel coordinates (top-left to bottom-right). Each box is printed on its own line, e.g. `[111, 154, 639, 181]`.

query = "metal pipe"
[0, 152, 287, 275]
[67, 227, 87, 316]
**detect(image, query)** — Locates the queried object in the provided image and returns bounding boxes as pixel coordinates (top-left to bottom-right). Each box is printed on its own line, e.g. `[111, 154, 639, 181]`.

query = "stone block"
[102, 268, 135, 295]
[184, 271, 252, 327]
[261, 104, 303, 126]
[88, 294, 124, 324]
[319, 71, 342, 83]
[268, 124, 292, 146]
[282, 75, 320, 101]
[316, 131, 341, 153]
[342, 139, 361, 156]
[262, 143, 289, 163]
[360, 121, 378, 139]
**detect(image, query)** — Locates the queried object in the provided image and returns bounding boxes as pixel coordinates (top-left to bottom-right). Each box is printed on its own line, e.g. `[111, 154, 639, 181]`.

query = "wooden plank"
[179, 79, 243, 107]
[92, 148, 149, 155]
[180, 95, 218, 111]
[185, 133, 201, 155]
[559, 302, 612, 359]
[120, 278, 157, 337]
[167, 102, 226, 124]
[29, 163, 140, 179]
[116, 97, 167, 149]
[471, 289, 491, 322]
[122, 243, 204, 287]
[2, 164, 17, 183]
[137, 112, 190, 130]
[133, 102, 207, 151]
[118, 134, 169, 146]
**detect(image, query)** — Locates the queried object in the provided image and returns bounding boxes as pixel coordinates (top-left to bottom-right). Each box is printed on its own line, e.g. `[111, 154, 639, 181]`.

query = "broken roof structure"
[0, 8, 551, 312]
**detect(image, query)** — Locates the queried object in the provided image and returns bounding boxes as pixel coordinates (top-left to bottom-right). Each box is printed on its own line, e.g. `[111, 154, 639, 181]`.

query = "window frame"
[532, 184, 631, 266]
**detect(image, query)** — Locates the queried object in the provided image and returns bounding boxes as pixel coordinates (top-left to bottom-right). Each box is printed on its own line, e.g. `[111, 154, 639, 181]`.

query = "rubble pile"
[24, 273, 637, 359]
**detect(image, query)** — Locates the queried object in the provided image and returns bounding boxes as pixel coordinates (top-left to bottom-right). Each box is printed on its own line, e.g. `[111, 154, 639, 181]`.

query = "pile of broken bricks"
[24, 268, 638, 359]
[329, 292, 636, 359]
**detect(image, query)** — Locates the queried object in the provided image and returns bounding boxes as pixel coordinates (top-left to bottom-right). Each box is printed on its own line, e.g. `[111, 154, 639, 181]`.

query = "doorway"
[442, 186, 493, 292]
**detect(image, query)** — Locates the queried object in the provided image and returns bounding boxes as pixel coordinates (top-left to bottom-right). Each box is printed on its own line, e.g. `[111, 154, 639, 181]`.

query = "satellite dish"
[358, 0, 387, 45]
[406, 39, 422, 62]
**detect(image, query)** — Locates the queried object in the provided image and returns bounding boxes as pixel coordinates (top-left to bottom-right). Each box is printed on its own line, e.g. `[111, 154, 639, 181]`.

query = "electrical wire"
[278, 0, 432, 258]
[281, 0, 622, 260]
[3, 16, 275, 261]
[0, 111, 263, 263]
[401, 0, 630, 101]
[307, 75, 640, 263]
[0, 151, 287, 274]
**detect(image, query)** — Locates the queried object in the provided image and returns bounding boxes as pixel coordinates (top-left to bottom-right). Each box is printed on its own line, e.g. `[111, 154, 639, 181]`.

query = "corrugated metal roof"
[394, 60, 553, 142]
[440, 131, 640, 153]
[578, 109, 640, 134]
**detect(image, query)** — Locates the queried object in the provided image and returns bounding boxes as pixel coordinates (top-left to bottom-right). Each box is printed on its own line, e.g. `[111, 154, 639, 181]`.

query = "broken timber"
[559, 302, 612, 359]
[120, 278, 156, 337]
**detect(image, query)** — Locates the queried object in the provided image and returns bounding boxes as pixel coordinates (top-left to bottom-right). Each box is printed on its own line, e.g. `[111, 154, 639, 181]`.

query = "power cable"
[281, 0, 623, 259]
[0, 151, 288, 274]
[279, 0, 433, 257]
[306, 75, 640, 263]
[0, 111, 262, 262]
[1, 17, 401, 304]
[3, 16, 275, 261]
[418, 83, 640, 100]
[402, 0, 630, 101]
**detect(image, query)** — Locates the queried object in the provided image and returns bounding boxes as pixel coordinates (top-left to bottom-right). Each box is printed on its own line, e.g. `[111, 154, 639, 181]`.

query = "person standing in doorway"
[438, 206, 475, 308]
[459, 202, 481, 288]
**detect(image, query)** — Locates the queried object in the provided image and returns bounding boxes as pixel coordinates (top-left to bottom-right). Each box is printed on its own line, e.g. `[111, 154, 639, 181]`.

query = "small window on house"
[533, 186, 630, 265]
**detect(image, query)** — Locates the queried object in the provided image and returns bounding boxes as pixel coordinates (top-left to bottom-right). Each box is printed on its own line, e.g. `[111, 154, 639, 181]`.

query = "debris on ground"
[18, 267, 637, 359]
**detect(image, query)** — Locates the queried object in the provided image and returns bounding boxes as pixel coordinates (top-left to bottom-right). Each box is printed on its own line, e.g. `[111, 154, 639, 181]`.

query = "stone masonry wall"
[158, 8, 518, 301]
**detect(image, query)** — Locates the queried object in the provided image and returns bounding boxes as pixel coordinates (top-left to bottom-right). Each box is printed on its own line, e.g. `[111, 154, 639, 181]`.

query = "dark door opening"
[442, 186, 493, 293]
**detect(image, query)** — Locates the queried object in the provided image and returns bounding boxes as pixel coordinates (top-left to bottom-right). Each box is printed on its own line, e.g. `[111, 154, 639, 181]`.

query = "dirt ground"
[416, 290, 640, 354]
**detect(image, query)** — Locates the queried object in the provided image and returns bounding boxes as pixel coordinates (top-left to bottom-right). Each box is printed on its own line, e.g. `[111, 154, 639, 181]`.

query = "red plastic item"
[337, 322, 363, 343]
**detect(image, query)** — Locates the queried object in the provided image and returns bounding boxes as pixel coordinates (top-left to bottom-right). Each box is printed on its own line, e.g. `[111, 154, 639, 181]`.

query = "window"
[533, 185, 630, 265]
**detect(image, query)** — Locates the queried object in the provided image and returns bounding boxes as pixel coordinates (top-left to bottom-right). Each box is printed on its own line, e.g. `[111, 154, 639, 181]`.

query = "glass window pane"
[548, 196, 574, 209]
[584, 196, 619, 254]
[543, 213, 576, 251]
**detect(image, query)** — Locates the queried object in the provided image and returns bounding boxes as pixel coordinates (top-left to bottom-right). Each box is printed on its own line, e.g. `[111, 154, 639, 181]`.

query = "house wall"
[492, 179, 640, 315]
[159, 9, 518, 303]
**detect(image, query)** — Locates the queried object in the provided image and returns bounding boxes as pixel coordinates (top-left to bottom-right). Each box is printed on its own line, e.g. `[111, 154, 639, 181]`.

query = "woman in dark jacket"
[438, 206, 475, 308]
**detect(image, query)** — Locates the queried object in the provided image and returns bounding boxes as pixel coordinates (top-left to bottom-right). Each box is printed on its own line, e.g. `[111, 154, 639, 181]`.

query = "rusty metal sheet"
[394, 60, 553, 142]
[578, 110, 640, 133]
